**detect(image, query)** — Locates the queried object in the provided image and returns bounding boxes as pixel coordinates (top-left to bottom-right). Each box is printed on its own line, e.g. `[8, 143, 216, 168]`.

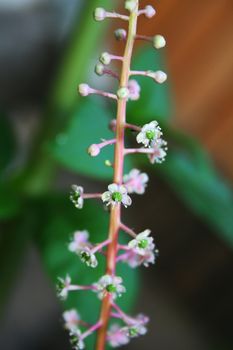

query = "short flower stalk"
[57, 1, 167, 349]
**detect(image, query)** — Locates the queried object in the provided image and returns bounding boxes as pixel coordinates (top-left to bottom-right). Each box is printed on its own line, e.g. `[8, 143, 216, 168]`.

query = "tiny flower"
[78, 84, 90, 97]
[136, 120, 162, 148]
[88, 144, 101, 157]
[99, 52, 111, 65]
[63, 309, 80, 331]
[128, 80, 141, 101]
[144, 5, 156, 18]
[68, 230, 90, 254]
[57, 275, 71, 300]
[70, 185, 84, 209]
[95, 63, 105, 76]
[114, 28, 127, 41]
[124, 323, 147, 338]
[123, 169, 149, 195]
[117, 87, 130, 99]
[108, 324, 130, 347]
[125, 0, 137, 12]
[94, 7, 106, 21]
[79, 247, 98, 268]
[69, 329, 85, 350]
[148, 139, 167, 164]
[95, 274, 126, 299]
[109, 119, 117, 132]
[128, 230, 154, 255]
[122, 246, 158, 268]
[102, 184, 132, 208]
[153, 35, 166, 49]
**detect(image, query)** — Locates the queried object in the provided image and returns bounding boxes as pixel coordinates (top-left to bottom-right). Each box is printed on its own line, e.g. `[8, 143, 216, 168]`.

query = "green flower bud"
[117, 87, 130, 99]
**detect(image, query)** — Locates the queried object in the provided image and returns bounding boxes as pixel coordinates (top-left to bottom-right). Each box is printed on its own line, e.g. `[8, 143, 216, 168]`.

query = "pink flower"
[123, 169, 149, 195]
[128, 80, 141, 101]
[107, 324, 130, 347]
[148, 139, 167, 164]
[68, 231, 90, 254]
[63, 309, 80, 331]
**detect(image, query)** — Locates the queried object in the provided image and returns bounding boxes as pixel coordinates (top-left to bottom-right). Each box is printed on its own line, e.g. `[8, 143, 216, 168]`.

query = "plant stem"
[96, 4, 139, 350]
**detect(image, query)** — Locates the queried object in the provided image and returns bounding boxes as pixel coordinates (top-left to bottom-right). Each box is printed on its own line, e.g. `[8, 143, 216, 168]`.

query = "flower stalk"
[57, 1, 168, 349]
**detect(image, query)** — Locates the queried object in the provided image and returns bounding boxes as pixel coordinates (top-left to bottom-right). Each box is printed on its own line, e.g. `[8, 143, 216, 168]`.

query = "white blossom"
[123, 169, 149, 195]
[94, 274, 126, 300]
[128, 80, 141, 101]
[102, 184, 132, 208]
[57, 275, 72, 300]
[69, 329, 85, 350]
[79, 247, 98, 268]
[136, 121, 162, 148]
[128, 230, 154, 255]
[70, 185, 84, 209]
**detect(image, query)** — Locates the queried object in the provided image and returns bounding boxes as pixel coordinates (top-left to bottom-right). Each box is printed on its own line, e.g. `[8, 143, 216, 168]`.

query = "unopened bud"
[114, 28, 127, 41]
[88, 144, 100, 157]
[95, 63, 105, 76]
[100, 52, 111, 65]
[153, 70, 167, 84]
[117, 87, 130, 99]
[94, 8, 106, 21]
[109, 119, 117, 132]
[153, 35, 166, 49]
[105, 160, 112, 167]
[78, 84, 90, 97]
[125, 0, 137, 12]
[144, 5, 156, 18]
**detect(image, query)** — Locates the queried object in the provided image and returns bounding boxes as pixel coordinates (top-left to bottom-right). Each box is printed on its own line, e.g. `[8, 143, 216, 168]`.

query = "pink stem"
[82, 321, 102, 340]
[83, 193, 102, 199]
[111, 302, 136, 325]
[120, 222, 137, 238]
[124, 122, 141, 132]
[135, 34, 152, 42]
[124, 148, 153, 156]
[106, 11, 129, 21]
[89, 87, 117, 100]
[116, 252, 131, 263]
[103, 68, 120, 81]
[99, 139, 116, 149]
[91, 239, 111, 254]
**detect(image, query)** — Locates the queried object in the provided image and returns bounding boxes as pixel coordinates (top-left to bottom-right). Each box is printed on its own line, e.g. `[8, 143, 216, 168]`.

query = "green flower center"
[106, 284, 117, 293]
[146, 130, 155, 140]
[138, 239, 148, 249]
[71, 191, 80, 202]
[128, 327, 138, 337]
[57, 280, 65, 292]
[112, 191, 122, 202]
[80, 251, 90, 262]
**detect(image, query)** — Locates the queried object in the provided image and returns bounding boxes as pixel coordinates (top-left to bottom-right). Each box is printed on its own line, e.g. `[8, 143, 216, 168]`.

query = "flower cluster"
[57, 1, 168, 349]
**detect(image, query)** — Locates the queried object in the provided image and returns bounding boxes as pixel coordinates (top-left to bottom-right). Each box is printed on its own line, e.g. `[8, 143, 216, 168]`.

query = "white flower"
[79, 247, 98, 268]
[70, 185, 84, 209]
[123, 169, 149, 195]
[68, 231, 90, 254]
[148, 139, 167, 164]
[102, 184, 132, 208]
[136, 121, 162, 148]
[107, 324, 130, 347]
[128, 80, 141, 101]
[57, 275, 71, 300]
[69, 329, 85, 350]
[128, 230, 154, 255]
[124, 323, 147, 338]
[63, 309, 80, 332]
[95, 274, 126, 300]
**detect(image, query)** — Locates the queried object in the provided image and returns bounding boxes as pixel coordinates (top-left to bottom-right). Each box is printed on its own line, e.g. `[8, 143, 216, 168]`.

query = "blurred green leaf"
[36, 196, 138, 348]
[128, 48, 173, 125]
[0, 184, 22, 220]
[157, 133, 233, 247]
[50, 99, 133, 180]
[0, 114, 15, 173]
